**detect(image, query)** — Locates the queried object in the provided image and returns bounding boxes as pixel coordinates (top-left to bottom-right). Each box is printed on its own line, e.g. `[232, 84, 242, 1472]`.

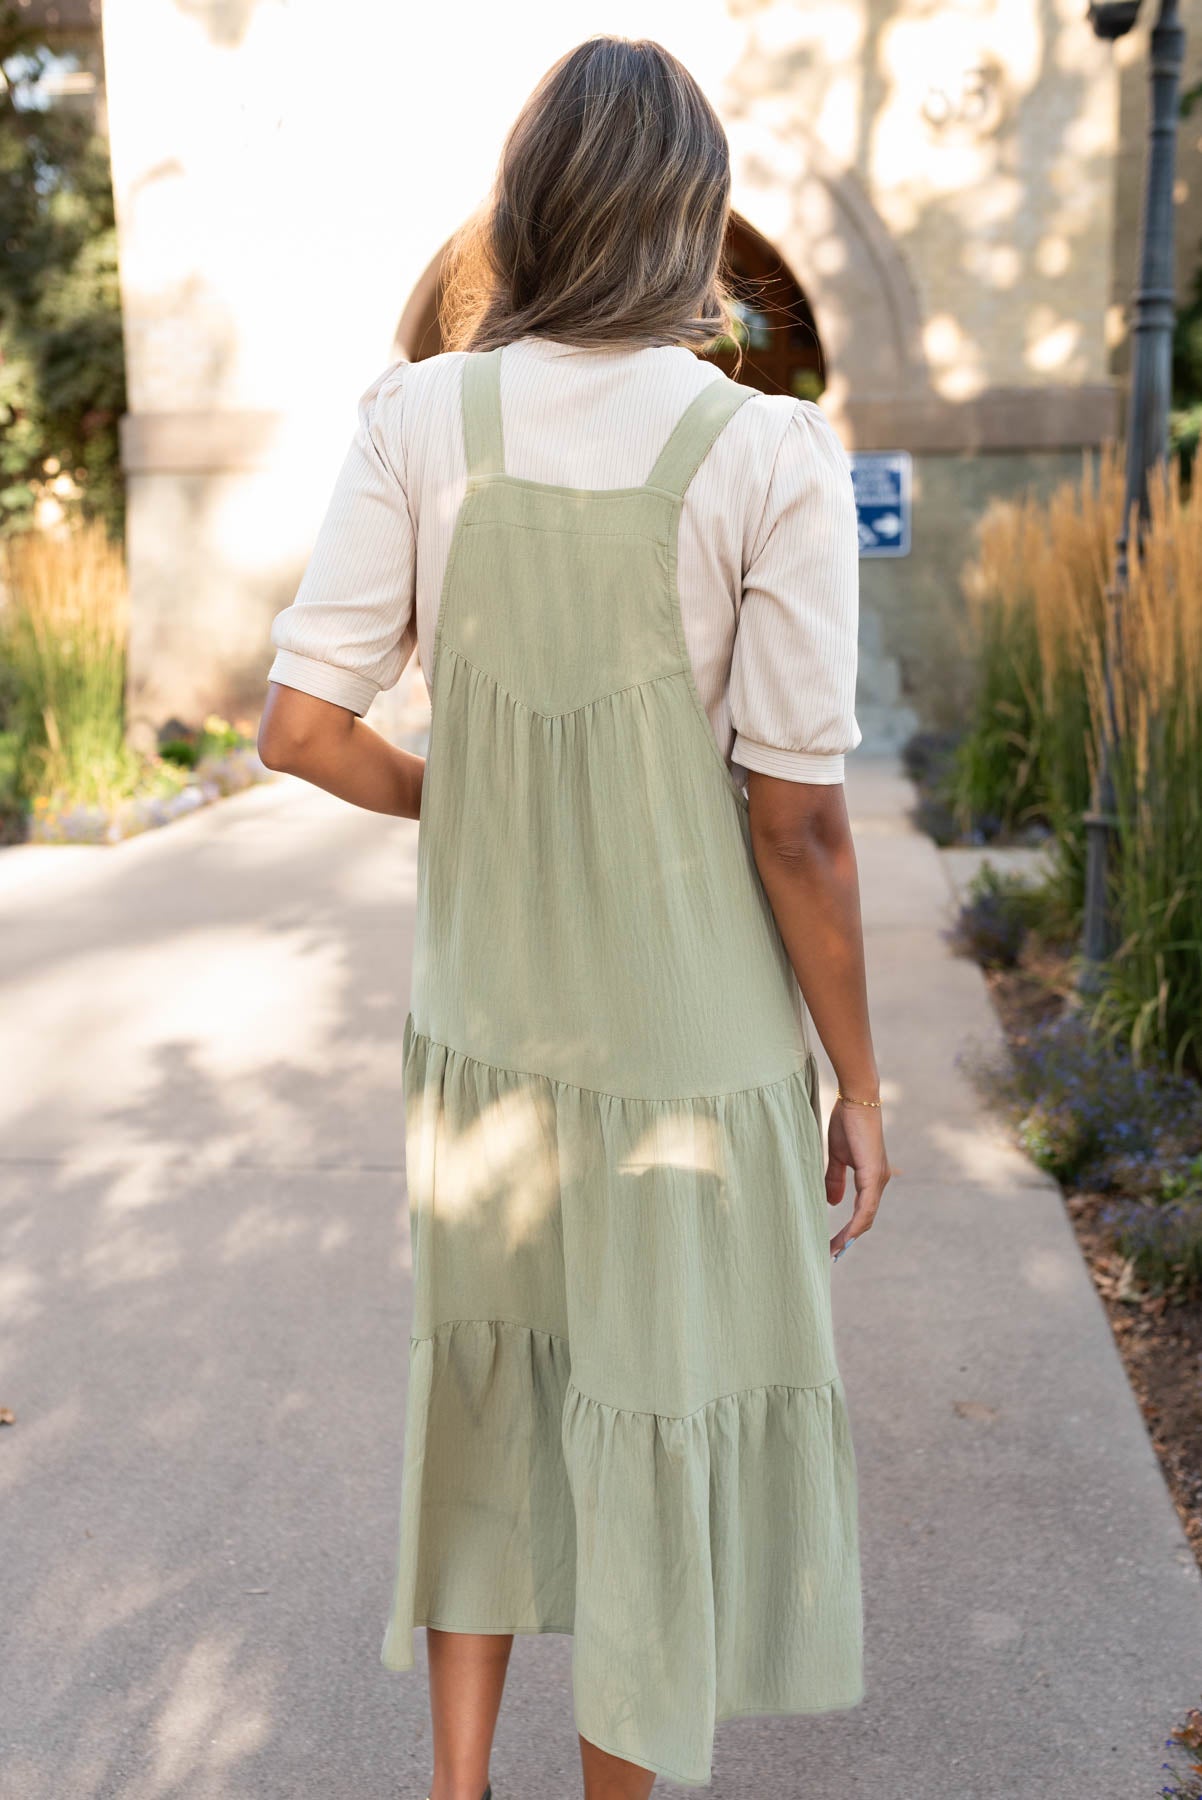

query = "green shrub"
[1017, 1098, 1091, 1182]
[0, 11, 127, 540]
[158, 738, 199, 769]
[157, 715, 247, 771]
[965, 1010, 1202, 1191]
[1106, 1157, 1202, 1299]
[948, 862, 1057, 970]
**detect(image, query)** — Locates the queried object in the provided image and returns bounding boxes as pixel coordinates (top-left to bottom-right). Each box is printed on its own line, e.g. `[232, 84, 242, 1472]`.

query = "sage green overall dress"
[380, 344, 863, 1788]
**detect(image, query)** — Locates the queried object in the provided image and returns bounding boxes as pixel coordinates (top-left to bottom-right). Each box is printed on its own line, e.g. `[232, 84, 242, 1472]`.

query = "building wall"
[720, 0, 1121, 725]
[97, 0, 1123, 743]
[862, 448, 1092, 729]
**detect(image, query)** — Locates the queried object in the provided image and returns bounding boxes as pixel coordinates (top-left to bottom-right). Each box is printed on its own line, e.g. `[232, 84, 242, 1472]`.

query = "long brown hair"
[439, 36, 741, 366]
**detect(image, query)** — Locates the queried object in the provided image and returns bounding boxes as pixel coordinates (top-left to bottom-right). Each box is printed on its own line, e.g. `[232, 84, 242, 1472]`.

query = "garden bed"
[909, 418, 1202, 1787]
[22, 738, 274, 845]
[967, 912, 1202, 1572]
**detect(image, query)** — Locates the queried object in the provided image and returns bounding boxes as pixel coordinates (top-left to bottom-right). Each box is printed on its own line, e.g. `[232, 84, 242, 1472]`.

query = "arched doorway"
[709, 216, 823, 398]
[393, 212, 822, 396]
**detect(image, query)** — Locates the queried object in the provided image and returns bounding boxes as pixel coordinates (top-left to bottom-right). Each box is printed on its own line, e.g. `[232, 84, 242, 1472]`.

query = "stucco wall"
[99, 0, 1123, 742]
[862, 447, 1093, 731]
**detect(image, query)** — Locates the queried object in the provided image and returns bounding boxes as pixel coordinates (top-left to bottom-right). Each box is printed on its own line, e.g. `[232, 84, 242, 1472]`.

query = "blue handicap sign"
[849, 451, 911, 558]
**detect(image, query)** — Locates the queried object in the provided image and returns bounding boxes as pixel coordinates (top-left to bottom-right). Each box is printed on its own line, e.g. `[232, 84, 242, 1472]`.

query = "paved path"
[1, 755, 1199, 1800]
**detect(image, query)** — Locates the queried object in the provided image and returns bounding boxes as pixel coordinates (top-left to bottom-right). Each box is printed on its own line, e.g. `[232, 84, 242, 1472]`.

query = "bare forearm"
[749, 782, 878, 1097]
[747, 771, 890, 1252]
[260, 689, 424, 819]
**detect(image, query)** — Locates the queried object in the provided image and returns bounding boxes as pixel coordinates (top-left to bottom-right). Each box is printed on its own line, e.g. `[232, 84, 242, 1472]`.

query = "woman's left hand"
[826, 1098, 892, 1259]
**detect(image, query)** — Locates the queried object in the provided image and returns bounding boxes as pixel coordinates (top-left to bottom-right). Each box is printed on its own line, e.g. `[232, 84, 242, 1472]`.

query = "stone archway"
[391, 162, 927, 445]
[712, 215, 825, 397]
[727, 127, 930, 434]
[390, 210, 828, 396]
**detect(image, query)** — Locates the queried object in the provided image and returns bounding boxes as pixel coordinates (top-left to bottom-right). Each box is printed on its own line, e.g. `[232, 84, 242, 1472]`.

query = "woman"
[258, 34, 891, 1800]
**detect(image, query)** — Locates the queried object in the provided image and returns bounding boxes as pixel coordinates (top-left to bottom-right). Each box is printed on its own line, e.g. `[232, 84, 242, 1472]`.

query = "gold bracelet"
[837, 1090, 882, 1109]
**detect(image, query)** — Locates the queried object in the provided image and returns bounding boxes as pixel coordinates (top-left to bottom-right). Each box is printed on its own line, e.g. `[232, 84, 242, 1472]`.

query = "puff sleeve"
[266, 361, 417, 716]
[730, 399, 862, 784]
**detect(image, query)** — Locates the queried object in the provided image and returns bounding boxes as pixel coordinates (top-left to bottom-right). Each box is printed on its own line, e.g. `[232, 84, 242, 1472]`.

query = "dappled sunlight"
[80, 1217, 183, 1286]
[0, 774, 421, 1797]
[1035, 232, 1072, 278]
[0, 1139, 413, 1795]
[0, 925, 344, 1132]
[618, 1110, 726, 1181]
[0, 788, 415, 1179]
[746, 0, 1111, 416]
[217, 1200, 307, 1265]
[937, 359, 990, 403]
[815, 76, 862, 167]
[923, 312, 988, 401]
[113, 928, 341, 1074]
[68, 1131, 223, 1218]
[20, 1552, 196, 1659]
[0, 1257, 44, 1328]
[1025, 308, 1083, 375]
[143, 1633, 273, 1793]
[425, 1085, 560, 1252]
[926, 1117, 1050, 1187]
[872, 5, 1038, 220]
[963, 239, 1022, 291]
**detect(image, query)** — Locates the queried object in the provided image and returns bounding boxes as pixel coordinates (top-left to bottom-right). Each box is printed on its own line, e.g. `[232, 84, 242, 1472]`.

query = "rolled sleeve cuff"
[731, 734, 846, 784]
[267, 648, 379, 718]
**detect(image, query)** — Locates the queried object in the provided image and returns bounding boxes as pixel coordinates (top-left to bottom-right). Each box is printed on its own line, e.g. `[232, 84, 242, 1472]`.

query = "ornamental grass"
[0, 519, 144, 816]
[1089, 460, 1202, 1073]
[956, 446, 1202, 1072]
[953, 445, 1122, 901]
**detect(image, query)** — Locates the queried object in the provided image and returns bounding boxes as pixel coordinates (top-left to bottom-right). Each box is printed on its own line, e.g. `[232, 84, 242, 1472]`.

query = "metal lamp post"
[1081, 0, 1185, 978]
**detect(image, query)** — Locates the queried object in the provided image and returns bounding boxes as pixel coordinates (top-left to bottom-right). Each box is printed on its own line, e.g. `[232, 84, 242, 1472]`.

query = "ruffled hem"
[381, 1317, 862, 1788]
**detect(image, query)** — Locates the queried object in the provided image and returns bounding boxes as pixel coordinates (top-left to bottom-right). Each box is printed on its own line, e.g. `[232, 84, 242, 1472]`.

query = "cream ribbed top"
[267, 336, 862, 784]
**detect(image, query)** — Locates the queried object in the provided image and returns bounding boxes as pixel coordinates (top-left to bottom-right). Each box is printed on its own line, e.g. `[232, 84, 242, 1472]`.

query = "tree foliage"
[0, 3, 126, 541]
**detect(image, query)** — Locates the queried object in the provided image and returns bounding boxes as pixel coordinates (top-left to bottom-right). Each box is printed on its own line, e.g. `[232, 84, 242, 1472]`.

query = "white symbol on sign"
[872, 513, 903, 539]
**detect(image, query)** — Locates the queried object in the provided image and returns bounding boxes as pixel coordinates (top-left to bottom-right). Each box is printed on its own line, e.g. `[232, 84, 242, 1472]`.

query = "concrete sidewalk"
[0, 754, 1199, 1799]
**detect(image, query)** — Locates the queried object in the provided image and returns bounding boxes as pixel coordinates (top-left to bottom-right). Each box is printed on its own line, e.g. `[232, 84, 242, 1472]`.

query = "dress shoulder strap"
[461, 346, 505, 478]
[461, 346, 757, 492]
[644, 373, 759, 499]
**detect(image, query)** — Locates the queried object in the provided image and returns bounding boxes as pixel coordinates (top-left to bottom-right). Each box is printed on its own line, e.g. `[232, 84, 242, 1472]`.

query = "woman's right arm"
[747, 773, 891, 1257]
